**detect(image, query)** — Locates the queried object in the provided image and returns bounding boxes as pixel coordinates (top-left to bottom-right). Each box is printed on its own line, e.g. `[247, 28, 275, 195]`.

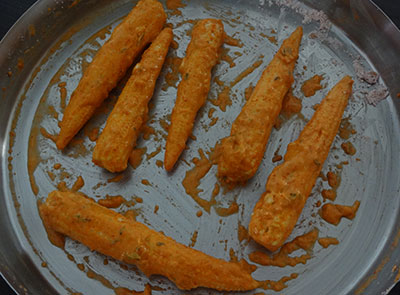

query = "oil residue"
[249, 229, 319, 267]
[181, 149, 216, 213]
[320, 201, 360, 225]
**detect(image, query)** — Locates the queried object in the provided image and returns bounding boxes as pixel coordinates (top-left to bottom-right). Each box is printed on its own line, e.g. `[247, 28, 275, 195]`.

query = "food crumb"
[155, 160, 163, 168]
[301, 75, 324, 97]
[321, 189, 336, 201]
[134, 196, 143, 203]
[327, 171, 340, 188]
[210, 86, 232, 112]
[318, 237, 339, 248]
[320, 200, 360, 225]
[154, 205, 159, 214]
[224, 34, 243, 47]
[341, 141, 356, 156]
[141, 179, 150, 186]
[189, 230, 198, 247]
[71, 176, 85, 192]
[98, 195, 125, 208]
[272, 154, 282, 163]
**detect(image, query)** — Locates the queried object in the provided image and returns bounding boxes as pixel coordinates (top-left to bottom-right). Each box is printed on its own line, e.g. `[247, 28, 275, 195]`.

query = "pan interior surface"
[1, 0, 400, 294]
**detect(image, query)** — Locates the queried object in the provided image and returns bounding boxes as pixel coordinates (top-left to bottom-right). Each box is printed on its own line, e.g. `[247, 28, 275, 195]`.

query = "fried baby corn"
[40, 191, 258, 291]
[249, 76, 353, 252]
[56, 0, 166, 149]
[92, 28, 173, 172]
[164, 19, 224, 171]
[217, 27, 303, 184]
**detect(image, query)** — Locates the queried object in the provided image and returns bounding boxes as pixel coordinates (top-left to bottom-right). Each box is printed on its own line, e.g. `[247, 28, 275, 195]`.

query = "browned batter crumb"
[210, 86, 232, 112]
[224, 34, 243, 47]
[318, 237, 339, 248]
[301, 75, 324, 97]
[98, 195, 125, 208]
[141, 179, 151, 186]
[327, 171, 339, 188]
[339, 118, 356, 140]
[189, 230, 198, 247]
[320, 201, 360, 225]
[321, 189, 336, 201]
[134, 196, 143, 203]
[341, 141, 356, 155]
[71, 176, 85, 192]
[272, 154, 283, 163]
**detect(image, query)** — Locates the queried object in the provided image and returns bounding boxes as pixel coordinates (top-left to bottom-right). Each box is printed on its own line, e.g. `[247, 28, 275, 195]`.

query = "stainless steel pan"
[1, 0, 400, 294]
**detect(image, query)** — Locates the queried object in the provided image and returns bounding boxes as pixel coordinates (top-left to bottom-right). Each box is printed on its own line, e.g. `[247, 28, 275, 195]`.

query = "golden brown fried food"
[56, 0, 166, 149]
[92, 28, 173, 172]
[40, 191, 259, 291]
[164, 19, 224, 171]
[249, 76, 354, 252]
[217, 27, 303, 184]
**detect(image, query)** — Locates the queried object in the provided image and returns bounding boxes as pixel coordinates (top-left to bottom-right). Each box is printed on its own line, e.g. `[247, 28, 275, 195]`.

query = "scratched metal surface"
[1, 0, 400, 294]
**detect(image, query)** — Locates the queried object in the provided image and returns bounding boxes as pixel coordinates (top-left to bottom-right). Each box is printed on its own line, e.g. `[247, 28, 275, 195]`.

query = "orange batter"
[56, 0, 166, 149]
[164, 19, 224, 171]
[92, 28, 172, 172]
[249, 76, 354, 252]
[40, 191, 258, 291]
[217, 27, 303, 184]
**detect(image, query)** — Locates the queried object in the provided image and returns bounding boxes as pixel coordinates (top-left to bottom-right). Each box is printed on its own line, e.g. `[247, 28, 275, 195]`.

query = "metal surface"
[1, 0, 400, 294]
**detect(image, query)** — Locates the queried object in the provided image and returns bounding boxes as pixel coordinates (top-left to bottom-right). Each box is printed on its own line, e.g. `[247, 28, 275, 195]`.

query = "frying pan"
[1, 0, 400, 294]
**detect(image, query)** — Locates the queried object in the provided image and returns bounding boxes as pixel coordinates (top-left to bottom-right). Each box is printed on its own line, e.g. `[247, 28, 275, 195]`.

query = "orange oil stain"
[249, 229, 318, 267]
[320, 201, 360, 225]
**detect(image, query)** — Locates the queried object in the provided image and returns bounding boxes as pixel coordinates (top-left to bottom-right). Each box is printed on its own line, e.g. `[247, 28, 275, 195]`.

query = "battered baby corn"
[164, 19, 224, 171]
[40, 191, 259, 291]
[249, 76, 353, 252]
[92, 28, 173, 172]
[56, 0, 166, 149]
[217, 27, 303, 184]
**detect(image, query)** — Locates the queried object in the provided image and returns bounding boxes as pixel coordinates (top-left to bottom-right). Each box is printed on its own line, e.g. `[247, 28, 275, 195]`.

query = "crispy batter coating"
[164, 19, 224, 171]
[40, 191, 259, 291]
[249, 76, 353, 252]
[56, 0, 166, 149]
[217, 27, 303, 184]
[92, 28, 173, 172]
